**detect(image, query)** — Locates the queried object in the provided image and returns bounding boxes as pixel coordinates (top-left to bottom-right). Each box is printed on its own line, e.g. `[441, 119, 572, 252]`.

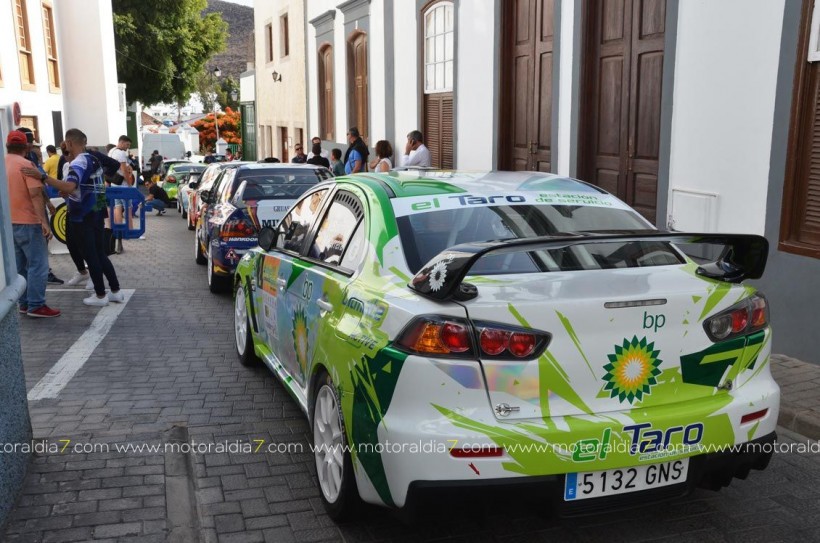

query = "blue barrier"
[105, 186, 148, 240]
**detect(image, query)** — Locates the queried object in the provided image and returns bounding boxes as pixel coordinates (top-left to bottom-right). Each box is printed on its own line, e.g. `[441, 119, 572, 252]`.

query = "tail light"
[222, 216, 257, 238]
[704, 293, 769, 342]
[396, 316, 550, 360]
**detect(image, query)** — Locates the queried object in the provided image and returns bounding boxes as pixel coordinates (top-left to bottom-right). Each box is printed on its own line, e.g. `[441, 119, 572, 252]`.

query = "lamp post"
[212, 67, 222, 151]
[231, 89, 240, 159]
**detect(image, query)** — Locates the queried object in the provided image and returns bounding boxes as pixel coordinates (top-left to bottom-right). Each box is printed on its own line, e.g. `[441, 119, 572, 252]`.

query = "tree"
[193, 107, 242, 152]
[193, 72, 239, 113]
[113, 0, 227, 106]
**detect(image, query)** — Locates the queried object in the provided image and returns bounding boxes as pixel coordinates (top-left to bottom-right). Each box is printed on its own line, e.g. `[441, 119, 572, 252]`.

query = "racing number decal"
[302, 278, 313, 300]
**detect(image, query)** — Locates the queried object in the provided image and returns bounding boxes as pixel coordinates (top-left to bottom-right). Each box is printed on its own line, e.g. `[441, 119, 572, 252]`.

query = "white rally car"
[233, 170, 779, 519]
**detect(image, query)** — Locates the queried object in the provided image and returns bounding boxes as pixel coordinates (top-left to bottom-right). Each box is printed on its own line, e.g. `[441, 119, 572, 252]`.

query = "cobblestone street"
[4, 213, 820, 543]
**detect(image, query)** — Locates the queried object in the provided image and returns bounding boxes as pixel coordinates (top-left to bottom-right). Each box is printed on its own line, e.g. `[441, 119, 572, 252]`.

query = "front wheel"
[313, 373, 359, 521]
[234, 284, 260, 366]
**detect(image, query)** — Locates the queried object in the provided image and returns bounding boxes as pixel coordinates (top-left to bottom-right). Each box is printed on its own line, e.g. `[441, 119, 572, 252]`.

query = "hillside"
[204, 0, 254, 79]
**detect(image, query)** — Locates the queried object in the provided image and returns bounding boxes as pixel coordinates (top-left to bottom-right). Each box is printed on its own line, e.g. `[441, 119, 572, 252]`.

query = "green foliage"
[194, 72, 239, 113]
[113, 0, 227, 106]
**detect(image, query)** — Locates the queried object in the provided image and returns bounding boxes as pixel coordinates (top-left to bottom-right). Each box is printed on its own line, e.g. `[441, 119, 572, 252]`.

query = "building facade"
[254, 0, 308, 162]
[299, 0, 817, 364]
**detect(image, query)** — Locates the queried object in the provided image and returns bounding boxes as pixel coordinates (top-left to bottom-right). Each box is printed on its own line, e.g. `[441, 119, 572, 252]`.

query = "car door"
[283, 189, 366, 393]
[256, 187, 332, 389]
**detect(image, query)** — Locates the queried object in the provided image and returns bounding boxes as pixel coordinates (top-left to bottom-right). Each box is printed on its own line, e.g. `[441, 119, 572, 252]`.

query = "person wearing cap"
[5, 130, 60, 317]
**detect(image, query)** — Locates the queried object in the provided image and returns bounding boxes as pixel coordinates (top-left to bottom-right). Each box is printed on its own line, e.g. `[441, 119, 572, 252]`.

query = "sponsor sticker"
[391, 192, 630, 217]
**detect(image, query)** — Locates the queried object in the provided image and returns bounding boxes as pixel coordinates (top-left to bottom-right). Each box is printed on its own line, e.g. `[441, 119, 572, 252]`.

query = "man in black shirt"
[145, 178, 171, 215]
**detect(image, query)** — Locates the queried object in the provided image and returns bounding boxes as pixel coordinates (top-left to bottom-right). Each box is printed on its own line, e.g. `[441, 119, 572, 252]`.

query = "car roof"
[235, 163, 330, 172]
[344, 170, 608, 199]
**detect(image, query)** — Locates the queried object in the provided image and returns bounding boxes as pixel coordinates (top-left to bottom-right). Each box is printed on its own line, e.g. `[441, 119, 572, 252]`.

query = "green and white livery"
[233, 171, 778, 519]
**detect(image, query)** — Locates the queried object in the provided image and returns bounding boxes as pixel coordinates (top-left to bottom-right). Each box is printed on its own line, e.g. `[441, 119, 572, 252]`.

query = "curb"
[778, 404, 820, 441]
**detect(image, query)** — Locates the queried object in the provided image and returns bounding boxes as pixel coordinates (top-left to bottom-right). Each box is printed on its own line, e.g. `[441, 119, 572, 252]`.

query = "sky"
[223, 0, 253, 6]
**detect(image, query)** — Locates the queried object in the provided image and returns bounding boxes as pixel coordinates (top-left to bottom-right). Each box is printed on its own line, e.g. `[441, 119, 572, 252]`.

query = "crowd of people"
[283, 127, 432, 175]
[6, 129, 132, 318]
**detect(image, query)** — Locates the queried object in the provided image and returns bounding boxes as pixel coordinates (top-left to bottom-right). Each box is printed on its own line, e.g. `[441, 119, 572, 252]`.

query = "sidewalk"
[772, 354, 820, 440]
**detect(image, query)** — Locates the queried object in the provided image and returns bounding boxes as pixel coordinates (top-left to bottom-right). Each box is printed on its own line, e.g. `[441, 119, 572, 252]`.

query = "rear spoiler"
[408, 232, 769, 302]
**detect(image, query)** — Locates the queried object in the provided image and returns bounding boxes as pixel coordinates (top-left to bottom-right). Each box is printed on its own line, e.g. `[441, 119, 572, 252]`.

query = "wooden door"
[579, 0, 665, 223]
[280, 126, 289, 162]
[349, 32, 369, 141]
[319, 45, 335, 141]
[499, 0, 555, 172]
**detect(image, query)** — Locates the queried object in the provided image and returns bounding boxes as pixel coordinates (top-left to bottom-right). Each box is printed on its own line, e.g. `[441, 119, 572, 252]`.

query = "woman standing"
[370, 140, 393, 172]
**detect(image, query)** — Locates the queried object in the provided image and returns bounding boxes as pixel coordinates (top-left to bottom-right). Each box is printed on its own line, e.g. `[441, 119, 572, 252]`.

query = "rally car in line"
[232, 170, 778, 519]
[188, 162, 247, 230]
[196, 163, 332, 292]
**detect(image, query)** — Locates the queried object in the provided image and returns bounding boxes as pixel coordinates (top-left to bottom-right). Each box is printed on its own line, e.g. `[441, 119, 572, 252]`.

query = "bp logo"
[603, 336, 662, 404]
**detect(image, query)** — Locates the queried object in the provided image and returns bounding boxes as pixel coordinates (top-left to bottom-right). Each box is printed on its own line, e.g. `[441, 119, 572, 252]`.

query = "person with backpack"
[30, 128, 125, 307]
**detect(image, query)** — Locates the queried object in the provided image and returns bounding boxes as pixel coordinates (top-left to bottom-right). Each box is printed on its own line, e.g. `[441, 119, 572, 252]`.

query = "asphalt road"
[4, 208, 820, 543]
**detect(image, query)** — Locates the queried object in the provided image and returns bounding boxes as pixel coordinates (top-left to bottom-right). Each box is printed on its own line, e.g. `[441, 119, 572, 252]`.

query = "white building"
[0, 0, 125, 148]
[300, 0, 816, 363]
[254, 0, 308, 162]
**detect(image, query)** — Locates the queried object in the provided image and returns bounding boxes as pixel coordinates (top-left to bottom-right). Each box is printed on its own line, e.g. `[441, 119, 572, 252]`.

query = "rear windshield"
[173, 164, 207, 173]
[232, 170, 331, 203]
[396, 205, 684, 274]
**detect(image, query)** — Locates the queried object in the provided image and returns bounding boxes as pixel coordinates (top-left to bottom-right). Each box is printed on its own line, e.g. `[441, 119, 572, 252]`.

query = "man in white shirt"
[401, 130, 432, 168]
[307, 136, 329, 160]
[107, 135, 133, 185]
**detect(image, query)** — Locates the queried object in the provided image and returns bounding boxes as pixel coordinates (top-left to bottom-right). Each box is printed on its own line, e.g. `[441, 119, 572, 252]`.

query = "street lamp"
[212, 66, 222, 149]
[230, 89, 238, 102]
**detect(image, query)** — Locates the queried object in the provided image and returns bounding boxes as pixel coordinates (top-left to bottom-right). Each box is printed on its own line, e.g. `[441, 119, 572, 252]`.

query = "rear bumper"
[403, 432, 776, 517]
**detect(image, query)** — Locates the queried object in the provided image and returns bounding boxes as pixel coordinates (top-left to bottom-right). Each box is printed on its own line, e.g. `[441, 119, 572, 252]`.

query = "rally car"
[232, 171, 778, 520]
[196, 163, 332, 292]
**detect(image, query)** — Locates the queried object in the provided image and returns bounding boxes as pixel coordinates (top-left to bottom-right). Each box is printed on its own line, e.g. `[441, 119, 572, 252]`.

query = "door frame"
[497, 0, 562, 172]
[575, 0, 678, 228]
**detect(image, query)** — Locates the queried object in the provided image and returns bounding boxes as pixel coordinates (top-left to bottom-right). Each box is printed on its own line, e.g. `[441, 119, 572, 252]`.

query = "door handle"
[316, 299, 333, 312]
[276, 278, 287, 290]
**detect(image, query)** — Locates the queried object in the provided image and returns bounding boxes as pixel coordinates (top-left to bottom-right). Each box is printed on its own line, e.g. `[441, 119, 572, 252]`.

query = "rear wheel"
[234, 284, 260, 366]
[208, 245, 228, 293]
[313, 372, 359, 521]
[188, 211, 195, 231]
[195, 231, 206, 265]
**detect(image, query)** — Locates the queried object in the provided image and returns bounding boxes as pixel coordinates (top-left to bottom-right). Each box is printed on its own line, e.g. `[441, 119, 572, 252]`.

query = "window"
[19, 115, 39, 143]
[277, 189, 330, 252]
[347, 31, 369, 141]
[782, 0, 820, 258]
[265, 23, 274, 62]
[280, 14, 290, 58]
[42, 4, 60, 91]
[13, 0, 35, 89]
[308, 192, 363, 266]
[318, 45, 335, 141]
[421, 1, 454, 168]
[423, 1, 454, 93]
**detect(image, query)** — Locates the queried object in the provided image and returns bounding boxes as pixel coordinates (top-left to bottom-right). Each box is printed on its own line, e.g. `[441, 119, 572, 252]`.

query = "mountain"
[204, 0, 254, 80]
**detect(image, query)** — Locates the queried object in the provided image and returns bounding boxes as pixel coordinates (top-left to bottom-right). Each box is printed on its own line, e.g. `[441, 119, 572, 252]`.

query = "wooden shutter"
[423, 92, 453, 169]
[782, 0, 820, 257]
[348, 33, 369, 141]
[319, 45, 335, 141]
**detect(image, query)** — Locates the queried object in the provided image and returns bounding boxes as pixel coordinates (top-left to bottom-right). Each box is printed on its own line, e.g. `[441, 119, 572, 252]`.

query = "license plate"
[564, 458, 689, 501]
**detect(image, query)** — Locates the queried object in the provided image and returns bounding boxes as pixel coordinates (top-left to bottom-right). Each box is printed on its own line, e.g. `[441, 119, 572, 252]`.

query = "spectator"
[307, 136, 329, 160]
[401, 130, 432, 168]
[307, 143, 330, 168]
[17, 127, 40, 167]
[370, 140, 393, 172]
[144, 177, 171, 215]
[344, 127, 369, 174]
[149, 150, 163, 181]
[330, 148, 345, 176]
[226, 148, 234, 161]
[5, 130, 60, 318]
[108, 135, 133, 186]
[32, 130, 125, 306]
[43, 145, 60, 179]
[291, 143, 307, 163]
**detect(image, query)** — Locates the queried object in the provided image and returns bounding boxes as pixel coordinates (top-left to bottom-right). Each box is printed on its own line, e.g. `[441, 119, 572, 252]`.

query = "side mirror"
[258, 227, 278, 251]
[188, 181, 199, 189]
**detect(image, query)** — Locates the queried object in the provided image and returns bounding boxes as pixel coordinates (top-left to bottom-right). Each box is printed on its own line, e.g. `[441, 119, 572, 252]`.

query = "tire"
[207, 245, 228, 293]
[234, 284, 260, 366]
[188, 212, 195, 231]
[182, 208, 188, 219]
[312, 372, 359, 521]
[195, 231, 206, 265]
